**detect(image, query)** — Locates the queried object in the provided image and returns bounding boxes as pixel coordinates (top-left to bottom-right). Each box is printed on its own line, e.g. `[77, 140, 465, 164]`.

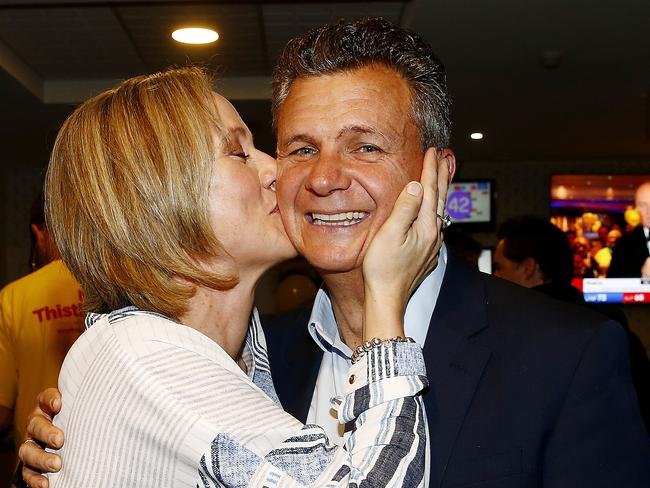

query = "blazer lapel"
[274, 325, 323, 423]
[424, 253, 493, 487]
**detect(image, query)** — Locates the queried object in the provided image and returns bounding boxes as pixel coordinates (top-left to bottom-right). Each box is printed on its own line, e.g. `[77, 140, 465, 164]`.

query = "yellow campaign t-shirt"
[0, 260, 84, 453]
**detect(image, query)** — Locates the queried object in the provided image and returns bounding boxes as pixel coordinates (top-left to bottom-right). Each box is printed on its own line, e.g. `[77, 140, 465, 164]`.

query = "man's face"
[275, 65, 424, 273]
[635, 182, 650, 228]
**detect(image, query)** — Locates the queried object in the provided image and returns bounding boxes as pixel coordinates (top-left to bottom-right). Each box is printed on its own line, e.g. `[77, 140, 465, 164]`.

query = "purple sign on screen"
[447, 191, 472, 220]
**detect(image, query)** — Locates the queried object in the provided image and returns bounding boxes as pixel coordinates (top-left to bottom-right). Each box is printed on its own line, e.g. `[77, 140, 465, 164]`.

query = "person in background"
[0, 193, 84, 462]
[27, 195, 58, 273]
[608, 181, 650, 278]
[493, 216, 584, 304]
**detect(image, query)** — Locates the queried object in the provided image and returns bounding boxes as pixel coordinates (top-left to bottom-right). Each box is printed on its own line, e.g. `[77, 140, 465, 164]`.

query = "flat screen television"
[550, 174, 650, 304]
[446, 179, 495, 231]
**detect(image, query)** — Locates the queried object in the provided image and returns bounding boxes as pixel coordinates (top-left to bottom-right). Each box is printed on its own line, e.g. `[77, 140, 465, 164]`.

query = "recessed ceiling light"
[172, 28, 219, 45]
[470, 132, 484, 140]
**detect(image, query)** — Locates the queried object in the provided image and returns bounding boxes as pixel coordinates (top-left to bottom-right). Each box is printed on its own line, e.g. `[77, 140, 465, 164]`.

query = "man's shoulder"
[472, 271, 618, 351]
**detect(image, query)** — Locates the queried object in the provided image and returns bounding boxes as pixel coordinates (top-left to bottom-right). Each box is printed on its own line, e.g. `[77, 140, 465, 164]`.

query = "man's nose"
[305, 151, 351, 196]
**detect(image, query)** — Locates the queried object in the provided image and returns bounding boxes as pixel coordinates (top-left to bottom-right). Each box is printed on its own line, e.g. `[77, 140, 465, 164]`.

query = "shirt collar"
[307, 244, 448, 355]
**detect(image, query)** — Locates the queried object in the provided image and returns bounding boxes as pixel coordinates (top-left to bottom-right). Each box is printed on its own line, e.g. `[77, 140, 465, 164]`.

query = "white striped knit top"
[46, 307, 429, 487]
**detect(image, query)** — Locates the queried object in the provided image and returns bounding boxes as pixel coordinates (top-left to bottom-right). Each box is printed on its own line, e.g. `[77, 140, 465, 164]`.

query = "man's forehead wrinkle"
[335, 124, 388, 141]
[280, 133, 319, 148]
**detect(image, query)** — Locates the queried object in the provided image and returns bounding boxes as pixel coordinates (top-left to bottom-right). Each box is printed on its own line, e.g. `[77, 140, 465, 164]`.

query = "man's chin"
[301, 251, 364, 276]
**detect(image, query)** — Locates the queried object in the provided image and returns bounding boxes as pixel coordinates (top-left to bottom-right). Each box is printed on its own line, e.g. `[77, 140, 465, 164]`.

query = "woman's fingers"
[37, 388, 62, 418]
[435, 156, 451, 231]
[19, 437, 60, 477]
[378, 181, 423, 242]
[26, 413, 64, 449]
[22, 464, 51, 488]
[417, 148, 439, 226]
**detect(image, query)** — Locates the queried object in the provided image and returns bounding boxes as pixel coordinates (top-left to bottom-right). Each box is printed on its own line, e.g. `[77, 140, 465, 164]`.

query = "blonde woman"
[24, 67, 447, 487]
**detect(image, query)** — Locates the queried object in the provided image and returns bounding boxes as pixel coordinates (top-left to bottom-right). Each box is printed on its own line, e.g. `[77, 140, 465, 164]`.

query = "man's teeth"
[311, 211, 367, 226]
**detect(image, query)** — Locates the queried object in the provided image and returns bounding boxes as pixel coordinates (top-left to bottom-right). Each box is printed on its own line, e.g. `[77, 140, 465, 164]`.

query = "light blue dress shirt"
[306, 245, 448, 445]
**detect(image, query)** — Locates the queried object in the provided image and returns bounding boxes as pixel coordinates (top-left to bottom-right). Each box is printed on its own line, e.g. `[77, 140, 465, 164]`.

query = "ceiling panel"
[0, 7, 144, 79]
[263, 1, 405, 66]
[116, 3, 268, 76]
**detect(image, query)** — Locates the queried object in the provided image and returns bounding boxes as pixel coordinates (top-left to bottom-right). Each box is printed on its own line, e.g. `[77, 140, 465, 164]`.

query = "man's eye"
[284, 146, 317, 162]
[292, 147, 317, 156]
[358, 145, 379, 153]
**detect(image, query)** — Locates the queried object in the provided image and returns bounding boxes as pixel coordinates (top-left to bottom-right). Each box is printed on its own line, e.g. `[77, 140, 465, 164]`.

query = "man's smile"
[308, 211, 368, 226]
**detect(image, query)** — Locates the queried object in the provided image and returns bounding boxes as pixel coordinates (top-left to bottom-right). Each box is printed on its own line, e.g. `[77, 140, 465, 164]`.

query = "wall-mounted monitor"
[446, 179, 495, 231]
[550, 174, 650, 304]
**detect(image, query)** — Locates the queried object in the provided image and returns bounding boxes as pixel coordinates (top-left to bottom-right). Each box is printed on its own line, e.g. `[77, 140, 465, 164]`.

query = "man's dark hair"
[497, 216, 574, 285]
[29, 192, 47, 270]
[272, 17, 451, 150]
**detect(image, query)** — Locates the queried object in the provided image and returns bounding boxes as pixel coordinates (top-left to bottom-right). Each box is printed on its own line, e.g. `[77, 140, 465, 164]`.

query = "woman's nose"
[255, 149, 278, 189]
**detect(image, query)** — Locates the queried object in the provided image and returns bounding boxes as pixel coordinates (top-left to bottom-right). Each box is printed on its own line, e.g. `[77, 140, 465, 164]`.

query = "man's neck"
[321, 268, 365, 348]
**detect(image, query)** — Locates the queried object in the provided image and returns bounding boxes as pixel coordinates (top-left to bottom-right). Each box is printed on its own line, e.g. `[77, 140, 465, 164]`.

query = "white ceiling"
[0, 0, 648, 161]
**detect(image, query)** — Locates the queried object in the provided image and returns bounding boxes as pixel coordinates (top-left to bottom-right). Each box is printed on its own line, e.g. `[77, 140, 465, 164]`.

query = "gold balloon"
[624, 206, 641, 227]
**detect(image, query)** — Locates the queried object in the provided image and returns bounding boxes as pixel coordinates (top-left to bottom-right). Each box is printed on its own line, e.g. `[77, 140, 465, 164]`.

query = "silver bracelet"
[350, 336, 415, 364]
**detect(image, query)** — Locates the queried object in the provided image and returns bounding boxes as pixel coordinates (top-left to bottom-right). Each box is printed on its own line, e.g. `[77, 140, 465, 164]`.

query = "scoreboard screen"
[446, 180, 494, 228]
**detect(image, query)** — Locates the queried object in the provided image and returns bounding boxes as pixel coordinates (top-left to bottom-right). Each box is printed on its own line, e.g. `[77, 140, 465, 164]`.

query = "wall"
[455, 158, 650, 351]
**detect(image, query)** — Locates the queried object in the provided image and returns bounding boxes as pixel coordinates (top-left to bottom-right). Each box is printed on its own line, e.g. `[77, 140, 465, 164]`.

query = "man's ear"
[438, 148, 456, 184]
[521, 257, 539, 281]
[31, 223, 45, 244]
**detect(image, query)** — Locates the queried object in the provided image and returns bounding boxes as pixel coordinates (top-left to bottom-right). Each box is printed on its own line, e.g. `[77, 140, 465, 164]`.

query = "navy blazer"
[262, 253, 650, 487]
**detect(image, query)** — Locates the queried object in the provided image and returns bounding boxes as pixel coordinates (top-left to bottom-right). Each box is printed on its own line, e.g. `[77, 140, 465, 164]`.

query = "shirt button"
[349, 374, 355, 384]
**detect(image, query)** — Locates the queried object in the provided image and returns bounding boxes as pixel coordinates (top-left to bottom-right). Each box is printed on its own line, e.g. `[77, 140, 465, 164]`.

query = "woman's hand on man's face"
[362, 148, 450, 337]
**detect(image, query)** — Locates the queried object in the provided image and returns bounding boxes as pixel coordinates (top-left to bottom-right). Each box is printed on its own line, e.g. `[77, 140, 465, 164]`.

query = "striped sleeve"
[198, 341, 429, 487]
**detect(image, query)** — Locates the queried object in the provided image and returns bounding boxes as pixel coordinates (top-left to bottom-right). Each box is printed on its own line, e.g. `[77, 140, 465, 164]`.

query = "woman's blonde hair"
[45, 67, 238, 320]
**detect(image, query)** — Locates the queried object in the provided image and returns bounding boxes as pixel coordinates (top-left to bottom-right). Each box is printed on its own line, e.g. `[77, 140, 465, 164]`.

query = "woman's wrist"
[363, 292, 405, 340]
[363, 319, 404, 339]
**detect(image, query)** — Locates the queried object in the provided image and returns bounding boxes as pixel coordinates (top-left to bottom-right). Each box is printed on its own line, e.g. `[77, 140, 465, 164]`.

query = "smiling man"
[263, 17, 650, 487]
